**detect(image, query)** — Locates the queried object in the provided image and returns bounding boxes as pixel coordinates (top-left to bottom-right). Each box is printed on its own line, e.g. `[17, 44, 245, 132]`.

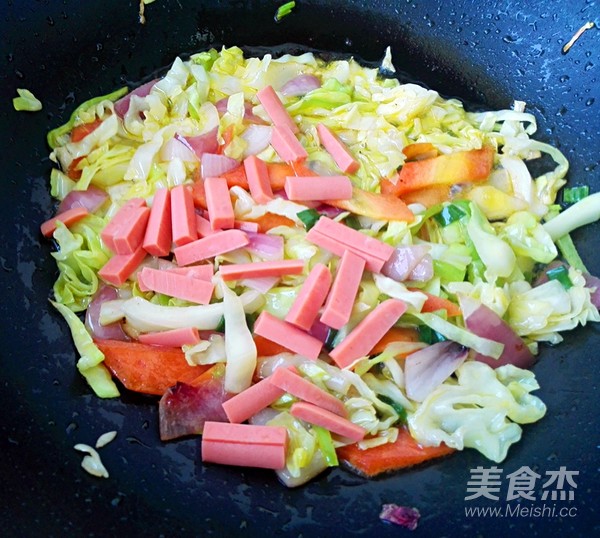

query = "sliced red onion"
[114, 79, 158, 118]
[379, 504, 421, 530]
[404, 341, 467, 402]
[239, 276, 279, 294]
[315, 204, 346, 219]
[584, 273, 600, 308]
[58, 186, 108, 214]
[281, 74, 321, 97]
[245, 232, 284, 261]
[159, 136, 198, 162]
[200, 153, 239, 178]
[85, 285, 129, 341]
[460, 295, 536, 369]
[215, 97, 266, 124]
[407, 254, 433, 282]
[182, 128, 219, 159]
[241, 124, 272, 157]
[159, 378, 230, 441]
[383, 245, 430, 282]
[307, 319, 330, 343]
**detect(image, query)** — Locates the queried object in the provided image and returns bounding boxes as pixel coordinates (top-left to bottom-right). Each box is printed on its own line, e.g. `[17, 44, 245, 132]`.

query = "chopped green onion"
[344, 215, 361, 230]
[245, 312, 257, 332]
[47, 86, 128, 149]
[297, 208, 320, 231]
[324, 328, 338, 350]
[377, 394, 408, 424]
[275, 1, 296, 21]
[433, 204, 467, 227]
[563, 186, 589, 204]
[546, 265, 573, 289]
[313, 425, 338, 467]
[215, 315, 225, 333]
[13, 88, 42, 112]
[556, 234, 588, 273]
[417, 325, 446, 345]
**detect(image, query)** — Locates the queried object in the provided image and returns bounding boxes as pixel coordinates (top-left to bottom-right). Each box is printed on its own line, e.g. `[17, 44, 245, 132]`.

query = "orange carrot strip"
[96, 339, 209, 396]
[246, 212, 296, 233]
[325, 187, 414, 222]
[402, 142, 438, 161]
[336, 427, 455, 477]
[369, 327, 420, 356]
[409, 289, 462, 317]
[70, 118, 103, 142]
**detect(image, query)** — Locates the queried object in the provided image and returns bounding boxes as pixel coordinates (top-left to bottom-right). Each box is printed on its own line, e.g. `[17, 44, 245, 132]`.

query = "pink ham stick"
[143, 188, 172, 257]
[101, 198, 146, 252]
[284, 176, 353, 201]
[317, 123, 360, 174]
[234, 220, 260, 233]
[112, 206, 151, 255]
[312, 217, 394, 263]
[290, 402, 366, 442]
[253, 311, 323, 360]
[204, 177, 235, 230]
[196, 214, 217, 237]
[173, 229, 249, 266]
[171, 185, 198, 246]
[222, 375, 285, 424]
[329, 299, 408, 369]
[244, 155, 273, 204]
[268, 366, 347, 417]
[163, 265, 214, 280]
[201, 422, 287, 469]
[138, 267, 214, 304]
[320, 251, 365, 330]
[98, 246, 147, 287]
[219, 259, 305, 281]
[138, 327, 201, 347]
[256, 85, 298, 134]
[270, 125, 308, 162]
[306, 229, 386, 273]
[40, 207, 89, 237]
[285, 263, 332, 331]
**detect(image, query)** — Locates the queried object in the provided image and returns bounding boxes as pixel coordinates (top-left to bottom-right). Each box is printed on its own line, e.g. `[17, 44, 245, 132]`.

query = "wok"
[1, 0, 598, 535]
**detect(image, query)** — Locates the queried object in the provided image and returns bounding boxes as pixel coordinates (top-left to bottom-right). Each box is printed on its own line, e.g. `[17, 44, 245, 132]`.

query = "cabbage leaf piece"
[408, 361, 546, 462]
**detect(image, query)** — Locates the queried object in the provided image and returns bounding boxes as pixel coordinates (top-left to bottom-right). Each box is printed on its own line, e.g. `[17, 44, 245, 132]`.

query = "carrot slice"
[402, 142, 438, 161]
[70, 118, 103, 143]
[326, 187, 414, 222]
[221, 165, 249, 189]
[247, 212, 296, 232]
[394, 146, 494, 196]
[400, 184, 453, 207]
[267, 161, 315, 191]
[253, 334, 290, 356]
[336, 427, 455, 477]
[217, 125, 235, 155]
[410, 289, 462, 317]
[369, 327, 420, 356]
[96, 339, 209, 396]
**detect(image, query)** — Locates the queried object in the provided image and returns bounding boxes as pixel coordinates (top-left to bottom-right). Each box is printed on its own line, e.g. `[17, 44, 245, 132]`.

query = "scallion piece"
[377, 394, 408, 424]
[546, 265, 573, 289]
[556, 234, 588, 273]
[344, 215, 361, 230]
[313, 425, 338, 467]
[433, 204, 467, 227]
[563, 186, 589, 204]
[324, 328, 338, 350]
[275, 1, 296, 21]
[417, 325, 446, 345]
[297, 208, 320, 231]
[215, 315, 225, 333]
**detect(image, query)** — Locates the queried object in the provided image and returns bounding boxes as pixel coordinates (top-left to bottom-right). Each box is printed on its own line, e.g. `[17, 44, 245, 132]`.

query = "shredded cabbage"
[409, 362, 546, 462]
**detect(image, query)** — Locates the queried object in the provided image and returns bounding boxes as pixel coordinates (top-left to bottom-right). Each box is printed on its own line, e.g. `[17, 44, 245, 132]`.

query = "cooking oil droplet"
[585, 98, 595, 106]
[559, 74, 570, 83]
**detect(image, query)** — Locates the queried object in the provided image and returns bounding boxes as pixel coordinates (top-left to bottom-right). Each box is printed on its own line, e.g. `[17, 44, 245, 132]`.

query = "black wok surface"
[1, 0, 598, 536]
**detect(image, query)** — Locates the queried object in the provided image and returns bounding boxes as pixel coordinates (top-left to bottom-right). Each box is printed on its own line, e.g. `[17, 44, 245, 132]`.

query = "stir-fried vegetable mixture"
[43, 47, 600, 485]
